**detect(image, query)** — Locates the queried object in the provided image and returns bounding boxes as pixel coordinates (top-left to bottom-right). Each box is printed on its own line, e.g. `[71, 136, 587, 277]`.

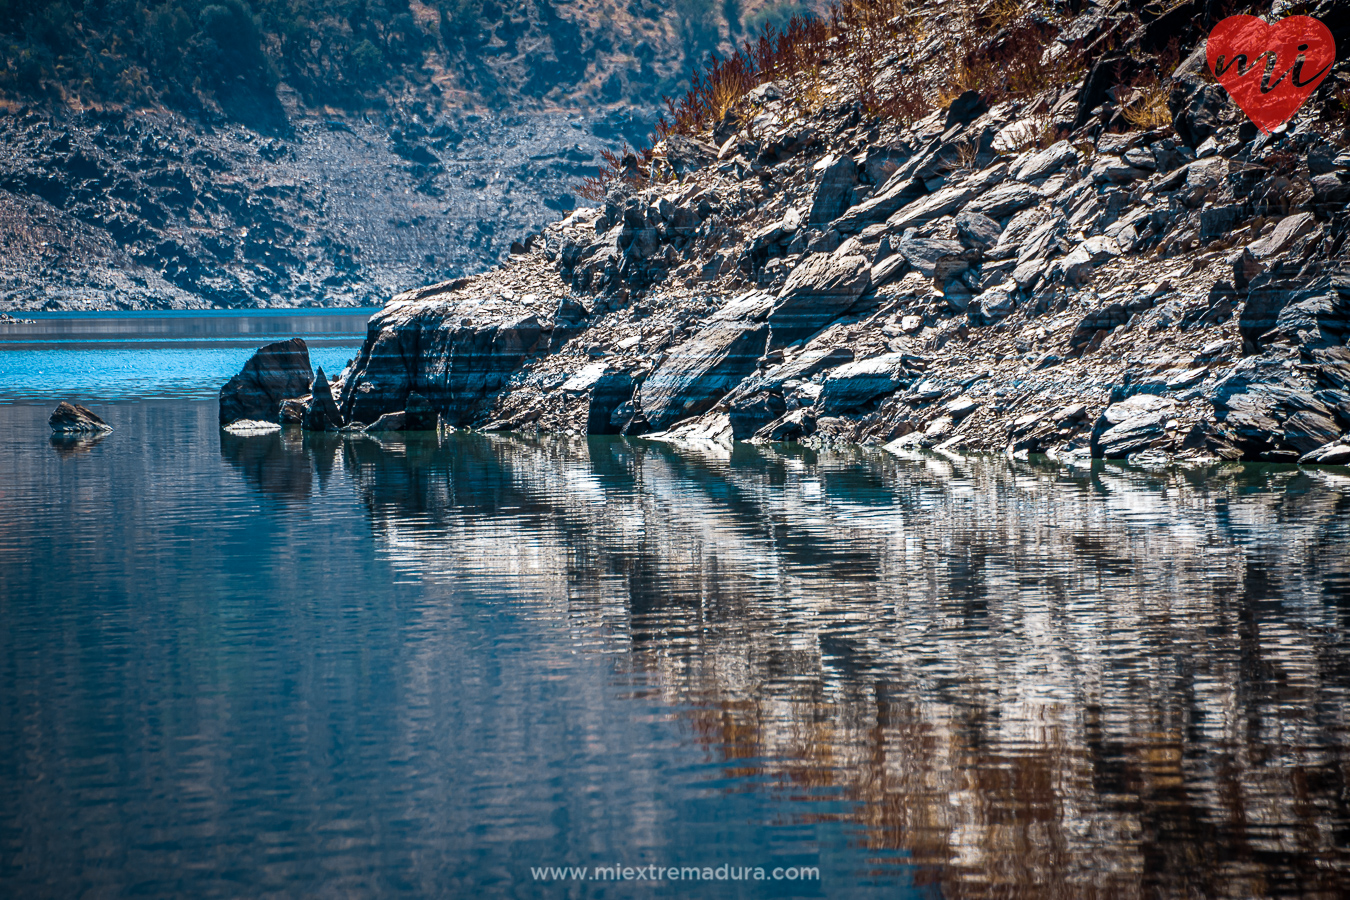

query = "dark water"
[3, 318, 1350, 898]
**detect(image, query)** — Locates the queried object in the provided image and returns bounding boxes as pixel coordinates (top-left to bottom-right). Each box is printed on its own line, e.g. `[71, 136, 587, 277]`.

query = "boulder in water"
[49, 402, 113, 433]
[219, 338, 313, 426]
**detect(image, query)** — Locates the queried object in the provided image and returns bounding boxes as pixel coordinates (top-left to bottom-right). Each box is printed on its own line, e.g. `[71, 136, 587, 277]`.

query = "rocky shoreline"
[221, 0, 1350, 467]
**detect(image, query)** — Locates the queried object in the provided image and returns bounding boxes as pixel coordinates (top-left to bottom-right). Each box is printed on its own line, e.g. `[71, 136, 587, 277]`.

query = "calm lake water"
[3, 312, 1350, 898]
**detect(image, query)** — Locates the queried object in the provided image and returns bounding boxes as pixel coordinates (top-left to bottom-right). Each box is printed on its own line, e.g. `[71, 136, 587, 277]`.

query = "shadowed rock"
[219, 338, 313, 426]
[338, 299, 544, 427]
[49, 401, 113, 433]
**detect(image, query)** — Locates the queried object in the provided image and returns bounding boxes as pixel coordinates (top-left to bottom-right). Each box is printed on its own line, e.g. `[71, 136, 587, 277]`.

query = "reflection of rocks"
[334, 434, 1350, 898]
[49, 401, 112, 433]
[49, 432, 109, 457]
[218, 428, 314, 499]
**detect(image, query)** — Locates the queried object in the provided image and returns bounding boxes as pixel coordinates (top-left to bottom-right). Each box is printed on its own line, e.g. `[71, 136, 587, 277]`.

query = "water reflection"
[50, 431, 110, 457]
[268, 431, 1350, 898]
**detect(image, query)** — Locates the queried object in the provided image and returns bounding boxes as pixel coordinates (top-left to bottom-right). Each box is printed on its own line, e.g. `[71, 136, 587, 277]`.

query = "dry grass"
[578, 0, 1185, 197]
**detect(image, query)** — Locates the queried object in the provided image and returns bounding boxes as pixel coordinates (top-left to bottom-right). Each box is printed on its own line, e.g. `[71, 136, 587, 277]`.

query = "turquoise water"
[2, 313, 1350, 898]
[0, 310, 374, 401]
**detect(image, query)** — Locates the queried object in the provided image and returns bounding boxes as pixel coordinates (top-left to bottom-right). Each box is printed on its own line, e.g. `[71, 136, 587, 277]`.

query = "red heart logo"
[1206, 15, 1336, 133]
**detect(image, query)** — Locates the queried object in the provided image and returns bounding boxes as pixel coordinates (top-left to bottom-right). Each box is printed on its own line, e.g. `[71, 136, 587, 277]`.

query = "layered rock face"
[337, 296, 546, 428]
[218, 338, 313, 426]
[223, 0, 1350, 466]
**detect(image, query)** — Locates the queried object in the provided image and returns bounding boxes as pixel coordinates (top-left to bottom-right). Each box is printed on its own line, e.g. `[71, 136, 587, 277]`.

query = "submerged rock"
[49, 401, 113, 433]
[218, 338, 313, 426]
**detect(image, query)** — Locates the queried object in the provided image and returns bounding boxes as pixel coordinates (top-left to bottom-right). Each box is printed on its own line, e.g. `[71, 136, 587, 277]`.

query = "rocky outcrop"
[337, 295, 545, 427]
[49, 402, 113, 433]
[219, 0, 1350, 470]
[218, 338, 313, 426]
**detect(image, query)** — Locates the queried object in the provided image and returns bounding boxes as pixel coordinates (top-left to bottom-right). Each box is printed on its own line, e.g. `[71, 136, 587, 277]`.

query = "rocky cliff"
[232, 0, 1350, 464]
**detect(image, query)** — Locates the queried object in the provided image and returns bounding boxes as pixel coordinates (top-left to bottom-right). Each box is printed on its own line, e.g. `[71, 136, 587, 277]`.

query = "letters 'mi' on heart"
[1206, 15, 1336, 133]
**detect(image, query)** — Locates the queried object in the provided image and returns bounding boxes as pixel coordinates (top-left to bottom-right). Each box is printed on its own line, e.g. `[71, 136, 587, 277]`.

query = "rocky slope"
[0, 101, 631, 309]
[228, 0, 1350, 464]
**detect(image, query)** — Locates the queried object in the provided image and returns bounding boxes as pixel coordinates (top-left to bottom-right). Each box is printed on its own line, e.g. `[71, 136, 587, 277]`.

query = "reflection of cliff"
[323, 433, 1350, 897]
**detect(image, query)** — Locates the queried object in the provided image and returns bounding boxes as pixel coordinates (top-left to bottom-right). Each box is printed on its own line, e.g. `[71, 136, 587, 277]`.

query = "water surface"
[2, 315, 1350, 898]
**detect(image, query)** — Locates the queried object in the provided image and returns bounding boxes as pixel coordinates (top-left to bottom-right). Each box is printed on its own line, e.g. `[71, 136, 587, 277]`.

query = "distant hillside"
[0, 0, 819, 124]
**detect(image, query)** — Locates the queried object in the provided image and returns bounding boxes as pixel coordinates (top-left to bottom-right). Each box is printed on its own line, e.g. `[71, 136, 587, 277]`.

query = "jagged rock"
[366, 410, 408, 432]
[1011, 141, 1077, 183]
[1302, 441, 1350, 466]
[278, 397, 307, 425]
[664, 134, 717, 176]
[833, 175, 925, 233]
[49, 401, 113, 433]
[767, 252, 871, 347]
[965, 182, 1039, 219]
[1168, 72, 1226, 148]
[586, 370, 637, 435]
[886, 180, 987, 233]
[339, 299, 544, 427]
[1093, 395, 1178, 458]
[1248, 212, 1316, 260]
[954, 211, 1002, 250]
[1070, 302, 1129, 350]
[943, 90, 987, 129]
[303, 367, 343, 432]
[817, 353, 917, 414]
[218, 337, 313, 426]
[968, 284, 1016, 321]
[755, 408, 816, 442]
[894, 238, 965, 278]
[638, 296, 774, 432]
[404, 391, 439, 431]
[808, 154, 859, 226]
[729, 391, 787, 440]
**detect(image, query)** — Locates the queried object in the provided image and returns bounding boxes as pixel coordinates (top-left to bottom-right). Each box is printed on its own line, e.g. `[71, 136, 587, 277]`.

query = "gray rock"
[638, 317, 772, 432]
[954, 210, 1002, 249]
[808, 154, 859, 226]
[366, 410, 408, 432]
[339, 300, 544, 427]
[833, 175, 925, 233]
[218, 337, 313, 426]
[754, 408, 816, 442]
[944, 90, 987, 129]
[766, 252, 871, 347]
[729, 391, 787, 440]
[1168, 73, 1225, 148]
[404, 391, 439, 431]
[1248, 212, 1316, 260]
[1011, 141, 1077, 183]
[817, 352, 917, 413]
[894, 238, 964, 278]
[989, 207, 1051, 261]
[49, 401, 113, 433]
[586, 370, 637, 435]
[303, 367, 343, 432]
[1301, 441, 1350, 466]
[664, 134, 718, 176]
[964, 181, 1040, 219]
[1093, 395, 1177, 458]
[1070, 302, 1129, 350]
[886, 181, 985, 232]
